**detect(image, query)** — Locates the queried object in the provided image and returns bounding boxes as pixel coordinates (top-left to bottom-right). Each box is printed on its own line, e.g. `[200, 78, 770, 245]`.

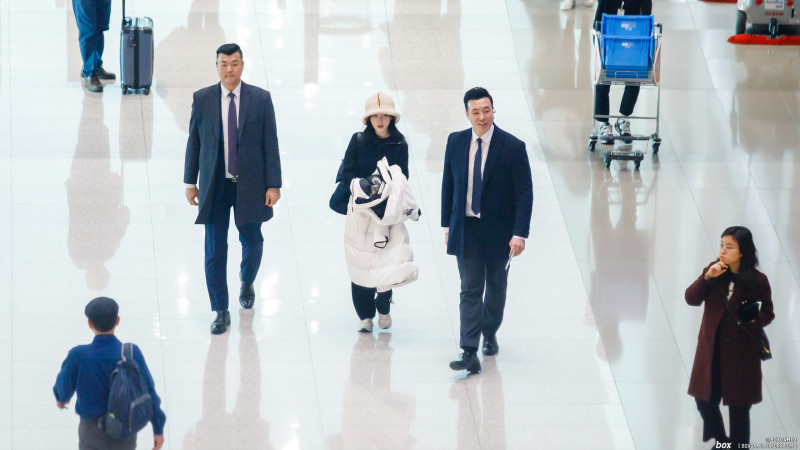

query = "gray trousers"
[79, 417, 137, 450]
[456, 217, 509, 351]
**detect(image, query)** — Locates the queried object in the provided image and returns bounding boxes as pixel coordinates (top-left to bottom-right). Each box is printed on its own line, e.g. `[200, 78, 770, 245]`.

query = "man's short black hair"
[463, 87, 493, 110]
[84, 297, 119, 332]
[216, 43, 243, 60]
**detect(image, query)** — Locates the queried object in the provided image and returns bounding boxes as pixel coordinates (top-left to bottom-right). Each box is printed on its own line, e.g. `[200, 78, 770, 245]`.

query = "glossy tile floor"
[1, 0, 799, 448]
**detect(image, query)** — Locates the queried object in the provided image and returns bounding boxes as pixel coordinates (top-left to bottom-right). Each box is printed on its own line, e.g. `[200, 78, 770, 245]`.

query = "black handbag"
[722, 289, 772, 361]
[328, 163, 350, 215]
[329, 132, 364, 215]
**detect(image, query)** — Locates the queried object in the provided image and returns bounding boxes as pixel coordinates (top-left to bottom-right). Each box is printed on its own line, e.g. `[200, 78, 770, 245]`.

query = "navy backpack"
[104, 343, 154, 440]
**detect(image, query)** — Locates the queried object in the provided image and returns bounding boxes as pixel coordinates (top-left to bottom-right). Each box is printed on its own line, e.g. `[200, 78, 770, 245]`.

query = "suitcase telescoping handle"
[122, 0, 126, 23]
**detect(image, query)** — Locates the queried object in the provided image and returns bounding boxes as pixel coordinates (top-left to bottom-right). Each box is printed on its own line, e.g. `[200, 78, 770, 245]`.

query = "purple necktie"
[227, 92, 238, 177]
[472, 137, 482, 215]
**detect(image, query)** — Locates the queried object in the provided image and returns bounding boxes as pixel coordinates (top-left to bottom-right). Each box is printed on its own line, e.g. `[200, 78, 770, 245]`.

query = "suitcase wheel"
[122, 86, 128, 95]
[143, 87, 150, 95]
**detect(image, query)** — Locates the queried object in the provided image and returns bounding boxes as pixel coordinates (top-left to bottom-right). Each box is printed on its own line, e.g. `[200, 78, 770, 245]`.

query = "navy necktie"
[472, 137, 482, 215]
[228, 92, 238, 176]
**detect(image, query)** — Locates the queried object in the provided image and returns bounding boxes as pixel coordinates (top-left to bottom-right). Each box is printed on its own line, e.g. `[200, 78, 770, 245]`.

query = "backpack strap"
[120, 342, 134, 363]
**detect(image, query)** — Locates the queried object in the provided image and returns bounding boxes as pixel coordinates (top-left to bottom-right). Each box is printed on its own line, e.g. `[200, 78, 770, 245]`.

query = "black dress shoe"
[84, 74, 103, 92]
[210, 310, 231, 334]
[449, 351, 481, 373]
[239, 282, 255, 309]
[95, 66, 116, 80]
[482, 336, 499, 356]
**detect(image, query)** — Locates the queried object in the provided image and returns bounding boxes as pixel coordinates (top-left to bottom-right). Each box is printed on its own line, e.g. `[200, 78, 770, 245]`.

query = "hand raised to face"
[704, 261, 728, 280]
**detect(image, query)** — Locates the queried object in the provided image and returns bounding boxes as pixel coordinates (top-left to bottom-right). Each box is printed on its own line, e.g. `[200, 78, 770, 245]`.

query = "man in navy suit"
[441, 87, 533, 373]
[184, 43, 282, 334]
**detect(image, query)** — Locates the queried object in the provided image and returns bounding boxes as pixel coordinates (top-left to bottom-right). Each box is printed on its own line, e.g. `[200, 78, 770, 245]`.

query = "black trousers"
[456, 217, 509, 351]
[695, 328, 751, 446]
[595, 84, 640, 122]
[78, 417, 137, 450]
[351, 283, 392, 320]
[204, 179, 264, 311]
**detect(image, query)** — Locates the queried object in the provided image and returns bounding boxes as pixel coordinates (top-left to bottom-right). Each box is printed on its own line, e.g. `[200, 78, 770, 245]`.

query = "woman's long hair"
[364, 118, 403, 140]
[721, 226, 759, 287]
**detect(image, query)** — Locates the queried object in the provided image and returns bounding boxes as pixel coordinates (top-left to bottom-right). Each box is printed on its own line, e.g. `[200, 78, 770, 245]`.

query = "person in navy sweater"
[53, 297, 166, 450]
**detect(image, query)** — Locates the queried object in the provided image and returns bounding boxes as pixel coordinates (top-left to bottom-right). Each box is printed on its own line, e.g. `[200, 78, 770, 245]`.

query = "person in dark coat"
[184, 43, 282, 334]
[594, 0, 652, 143]
[685, 226, 775, 448]
[340, 92, 409, 333]
[441, 87, 534, 374]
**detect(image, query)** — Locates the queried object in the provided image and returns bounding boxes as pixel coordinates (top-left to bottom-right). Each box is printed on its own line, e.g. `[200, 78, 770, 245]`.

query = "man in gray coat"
[184, 43, 282, 334]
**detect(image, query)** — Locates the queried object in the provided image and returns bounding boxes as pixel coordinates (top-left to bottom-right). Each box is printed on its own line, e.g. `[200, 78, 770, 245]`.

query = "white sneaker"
[584, 0, 595, 6]
[615, 118, 632, 143]
[599, 122, 614, 144]
[378, 313, 392, 329]
[560, 0, 576, 10]
[358, 318, 373, 333]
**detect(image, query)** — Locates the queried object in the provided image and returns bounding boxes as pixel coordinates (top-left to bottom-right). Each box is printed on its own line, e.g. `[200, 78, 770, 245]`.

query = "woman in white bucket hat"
[338, 92, 414, 333]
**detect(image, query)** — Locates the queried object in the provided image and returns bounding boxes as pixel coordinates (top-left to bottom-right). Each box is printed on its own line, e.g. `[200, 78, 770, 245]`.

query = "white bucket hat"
[362, 91, 401, 125]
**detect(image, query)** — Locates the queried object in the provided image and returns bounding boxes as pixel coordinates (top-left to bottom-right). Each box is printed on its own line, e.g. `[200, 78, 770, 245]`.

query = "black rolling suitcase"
[120, 0, 153, 95]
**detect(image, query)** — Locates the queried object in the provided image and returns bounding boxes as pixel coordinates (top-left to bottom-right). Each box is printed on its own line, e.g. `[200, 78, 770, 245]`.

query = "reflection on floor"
[1, 0, 798, 449]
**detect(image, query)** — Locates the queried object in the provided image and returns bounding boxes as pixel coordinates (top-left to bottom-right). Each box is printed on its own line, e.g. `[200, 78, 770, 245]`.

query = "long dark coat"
[183, 81, 282, 225]
[685, 262, 775, 406]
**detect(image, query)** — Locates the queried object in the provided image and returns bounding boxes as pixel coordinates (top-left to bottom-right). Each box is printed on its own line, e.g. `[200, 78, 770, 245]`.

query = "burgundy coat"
[685, 262, 775, 406]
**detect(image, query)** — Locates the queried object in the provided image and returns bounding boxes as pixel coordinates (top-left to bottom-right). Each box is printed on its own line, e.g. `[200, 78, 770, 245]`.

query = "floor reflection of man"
[155, 0, 225, 132]
[182, 310, 272, 449]
[522, 0, 592, 126]
[65, 93, 130, 292]
[378, 0, 463, 173]
[451, 359, 507, 449]
[327, 333, 416, 449]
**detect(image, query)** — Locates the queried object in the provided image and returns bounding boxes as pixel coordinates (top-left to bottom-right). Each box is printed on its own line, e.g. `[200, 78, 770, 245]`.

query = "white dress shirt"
[466, 124, 494, 218]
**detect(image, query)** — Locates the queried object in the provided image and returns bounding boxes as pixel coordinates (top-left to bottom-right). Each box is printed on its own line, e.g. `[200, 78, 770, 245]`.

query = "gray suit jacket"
[184, 81, 282, 225]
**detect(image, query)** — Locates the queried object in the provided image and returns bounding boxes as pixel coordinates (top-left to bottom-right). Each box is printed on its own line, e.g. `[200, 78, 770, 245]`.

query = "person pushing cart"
[589, 0, 663, 169]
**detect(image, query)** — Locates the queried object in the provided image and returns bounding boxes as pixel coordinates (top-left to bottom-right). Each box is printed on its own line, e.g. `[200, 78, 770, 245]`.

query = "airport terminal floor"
[1, 0, 799, 448]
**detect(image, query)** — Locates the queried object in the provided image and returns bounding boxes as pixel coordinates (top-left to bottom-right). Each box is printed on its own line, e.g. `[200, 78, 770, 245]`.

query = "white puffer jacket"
[344, 157, 420, 293]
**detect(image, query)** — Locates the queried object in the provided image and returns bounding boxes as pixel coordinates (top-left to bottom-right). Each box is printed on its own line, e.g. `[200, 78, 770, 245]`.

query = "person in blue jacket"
[54, 297, 166, 450]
